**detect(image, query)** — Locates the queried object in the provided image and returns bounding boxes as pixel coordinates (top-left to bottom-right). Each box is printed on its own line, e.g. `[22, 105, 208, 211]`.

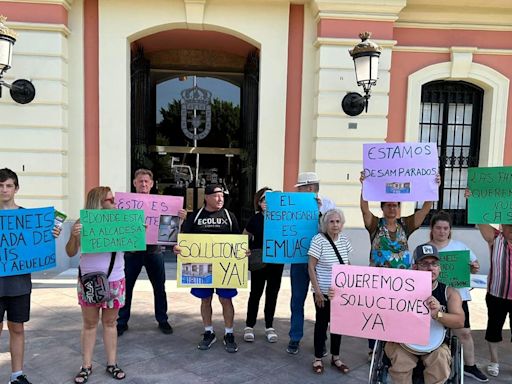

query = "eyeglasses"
[416, 261, 440, 269]
[103, 197, 115, 204]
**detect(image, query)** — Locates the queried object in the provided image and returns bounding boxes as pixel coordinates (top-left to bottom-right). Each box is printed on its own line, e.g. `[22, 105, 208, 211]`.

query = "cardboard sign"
[176, 233, 248, 288]
[80, 209, 146, 253]
[116, 192, 184, 244]
[467, 166, 512, 224]
[263, 192, 319, 264]
[363, 142, 439, 202]
[438, 250, 470, 288]
[330, 265, 431, 345]
[0, 207, 56, 276]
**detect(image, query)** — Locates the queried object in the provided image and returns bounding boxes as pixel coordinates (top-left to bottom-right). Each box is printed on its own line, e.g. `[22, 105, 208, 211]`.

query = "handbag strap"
[323, 233, 345, 265]
[79, 252, 116, 279]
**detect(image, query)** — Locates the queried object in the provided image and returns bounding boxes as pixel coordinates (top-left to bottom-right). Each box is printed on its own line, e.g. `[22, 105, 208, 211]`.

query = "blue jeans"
[289, 263, 310, 342]
[117, 251, 168, 326]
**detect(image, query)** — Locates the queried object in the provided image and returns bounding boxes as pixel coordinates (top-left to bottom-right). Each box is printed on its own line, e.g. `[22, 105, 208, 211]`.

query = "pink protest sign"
[330, 265, 432, 345]
[116, 192, 184, 245]
[362, 142, 439, 202]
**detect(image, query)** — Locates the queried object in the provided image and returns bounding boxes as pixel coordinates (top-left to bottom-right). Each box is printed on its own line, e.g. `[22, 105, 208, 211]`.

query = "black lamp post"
[0, 15, 36, 104]
[341, 32, 381, 116]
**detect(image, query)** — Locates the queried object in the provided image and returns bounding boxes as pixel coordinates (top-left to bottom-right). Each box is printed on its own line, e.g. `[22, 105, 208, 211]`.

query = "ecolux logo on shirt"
[197, 218, 229, 226]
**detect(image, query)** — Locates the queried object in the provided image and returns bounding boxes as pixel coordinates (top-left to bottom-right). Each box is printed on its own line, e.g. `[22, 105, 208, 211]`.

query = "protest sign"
[80, 209, 146, 253]
[331, 265, 431, 345]
[263, 192, 319, 264]
[0, 207, 56, 276]
[362, 142, 439, 202]
[176, 233, 248, 288]
[438, 250, 470, 288]
[116, 192, 184, 244]
[467, 166, 512, 224]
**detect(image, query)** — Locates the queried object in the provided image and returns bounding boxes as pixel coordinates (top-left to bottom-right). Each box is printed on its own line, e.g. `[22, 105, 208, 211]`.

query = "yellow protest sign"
[176, 233, 249, 288]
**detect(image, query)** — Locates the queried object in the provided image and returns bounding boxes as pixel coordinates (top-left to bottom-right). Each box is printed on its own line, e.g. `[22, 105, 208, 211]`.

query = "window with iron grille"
[417, 80, 483, 226]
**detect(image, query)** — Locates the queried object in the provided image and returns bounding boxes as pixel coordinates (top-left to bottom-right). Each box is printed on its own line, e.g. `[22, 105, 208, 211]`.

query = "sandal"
[312, 359, 324, 374]
[74, 366, 92, 384]
[487, 362, 499, 377]
[331, 357, 349, 374]
[106, 364, 126, 380]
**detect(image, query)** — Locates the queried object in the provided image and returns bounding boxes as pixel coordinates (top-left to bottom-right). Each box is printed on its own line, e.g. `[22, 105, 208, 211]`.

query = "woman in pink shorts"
[66, 186, 127, 383]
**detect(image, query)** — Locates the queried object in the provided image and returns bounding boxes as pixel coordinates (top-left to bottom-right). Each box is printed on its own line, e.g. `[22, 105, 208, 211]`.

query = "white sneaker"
[487, 363, 499, 377]
[265, 327, 278, 343]
[243, 327, 255, 342]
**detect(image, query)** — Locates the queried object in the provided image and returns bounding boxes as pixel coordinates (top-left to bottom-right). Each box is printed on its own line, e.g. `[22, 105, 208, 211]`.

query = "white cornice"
[315, 11, 401, 23]
[314, 37, 396, 48]
[0, 0, 73, 11]
[393, 46, 512, 56]
[311, 0, 407, 16]
[9, 21, 70, 36]
[395, 22, 512, 32]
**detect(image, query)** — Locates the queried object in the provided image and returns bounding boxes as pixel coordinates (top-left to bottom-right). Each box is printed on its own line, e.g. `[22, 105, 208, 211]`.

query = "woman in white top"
[66, 187, 127, 383]
[428, 211, 488, 382]
[308, 209, 353, 375]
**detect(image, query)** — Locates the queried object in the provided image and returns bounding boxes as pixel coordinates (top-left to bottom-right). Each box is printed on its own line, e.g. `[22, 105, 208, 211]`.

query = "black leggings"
[245, 264, 284, 328]
[314, 294, 342, 359]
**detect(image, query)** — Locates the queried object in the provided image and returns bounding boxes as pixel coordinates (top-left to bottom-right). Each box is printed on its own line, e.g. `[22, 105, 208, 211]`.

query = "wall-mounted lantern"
[0, 15, 36, 104]
[341, 32, 381, 116]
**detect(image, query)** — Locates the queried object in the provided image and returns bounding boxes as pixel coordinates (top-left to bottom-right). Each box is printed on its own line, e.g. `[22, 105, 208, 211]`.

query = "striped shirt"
[309, 233, 353, 295]
[488, 230, 512, 300]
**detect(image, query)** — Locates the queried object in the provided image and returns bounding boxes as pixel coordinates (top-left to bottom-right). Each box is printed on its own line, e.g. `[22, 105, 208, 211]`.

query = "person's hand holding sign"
[427, 295, 442, 320]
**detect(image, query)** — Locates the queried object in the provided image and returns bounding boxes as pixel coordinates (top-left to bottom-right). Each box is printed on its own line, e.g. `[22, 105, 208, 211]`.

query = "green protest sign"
[467, 166, 512, 224]
[80, 209, 146, 253]
[438, 250, 470, 288]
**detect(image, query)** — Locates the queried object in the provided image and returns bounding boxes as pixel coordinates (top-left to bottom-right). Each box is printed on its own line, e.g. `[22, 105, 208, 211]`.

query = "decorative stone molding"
[312, 0, 406, 21]
[405, 61, 509, 166]
[184, 0, 206, 29]
[450, 46, 477, 78]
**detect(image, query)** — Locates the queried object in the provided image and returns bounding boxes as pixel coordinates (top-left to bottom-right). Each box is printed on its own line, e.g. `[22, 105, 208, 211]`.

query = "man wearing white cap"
[287, 172, 335, 354]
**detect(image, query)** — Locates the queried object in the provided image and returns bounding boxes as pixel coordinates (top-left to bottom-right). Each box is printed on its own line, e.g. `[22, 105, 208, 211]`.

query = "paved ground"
[1, 263, 511, 384]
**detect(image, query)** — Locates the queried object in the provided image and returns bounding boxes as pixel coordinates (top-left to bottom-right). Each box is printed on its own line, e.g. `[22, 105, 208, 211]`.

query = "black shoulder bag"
[79, 252, 116, 304]
[323, 233, 345, 265]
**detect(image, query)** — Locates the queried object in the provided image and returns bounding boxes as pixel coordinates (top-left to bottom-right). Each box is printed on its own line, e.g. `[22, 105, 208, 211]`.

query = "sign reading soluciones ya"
[176, 234, 249, 288]
[330, 265, 432, 345]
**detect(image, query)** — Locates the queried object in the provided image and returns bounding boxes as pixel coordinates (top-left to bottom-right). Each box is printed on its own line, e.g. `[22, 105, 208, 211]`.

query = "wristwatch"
[436, 311, 444, 320]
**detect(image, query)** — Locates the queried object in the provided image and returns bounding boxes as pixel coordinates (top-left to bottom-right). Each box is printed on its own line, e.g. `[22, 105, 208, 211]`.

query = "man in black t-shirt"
[177, 184, 241, 353]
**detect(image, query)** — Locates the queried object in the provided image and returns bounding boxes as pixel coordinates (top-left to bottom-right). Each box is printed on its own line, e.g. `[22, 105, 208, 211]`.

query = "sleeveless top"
[432, 281, 448, 313]
[370, 218, 411, 269]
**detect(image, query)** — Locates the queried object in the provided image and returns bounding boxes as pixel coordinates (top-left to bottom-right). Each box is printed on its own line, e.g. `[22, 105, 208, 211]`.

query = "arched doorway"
[130, 29, 259, 224]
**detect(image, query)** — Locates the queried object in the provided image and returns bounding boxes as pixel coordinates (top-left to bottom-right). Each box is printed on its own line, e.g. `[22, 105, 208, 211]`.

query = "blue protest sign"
[0, 207, 56, 276]
[263, 192, 319, 264]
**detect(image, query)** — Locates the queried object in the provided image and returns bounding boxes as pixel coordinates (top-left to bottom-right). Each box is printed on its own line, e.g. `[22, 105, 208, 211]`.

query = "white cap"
[295, 172, 320, 187]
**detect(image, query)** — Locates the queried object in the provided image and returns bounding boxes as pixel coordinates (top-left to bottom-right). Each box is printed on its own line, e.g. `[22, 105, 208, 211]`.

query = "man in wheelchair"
[383, 244, 465, 384]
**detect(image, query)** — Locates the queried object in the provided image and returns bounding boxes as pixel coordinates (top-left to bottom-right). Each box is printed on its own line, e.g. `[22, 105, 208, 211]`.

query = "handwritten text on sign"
[330, 265, 431, 345]
[176, 234, 248, 288]
[467, 166, 512, 224]
[116, 192, 184, 244]
[0, 207, 56, 276]
[80, 209, 146, 253]
[263, 192, 319, 264]
[439, 250, 470, 288]
[363, 142, 439, 202]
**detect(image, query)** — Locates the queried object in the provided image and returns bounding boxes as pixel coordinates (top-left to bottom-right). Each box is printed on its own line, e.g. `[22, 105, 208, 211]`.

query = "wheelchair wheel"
[448, 336, 464, 384]
[369, 340, 388, 384]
